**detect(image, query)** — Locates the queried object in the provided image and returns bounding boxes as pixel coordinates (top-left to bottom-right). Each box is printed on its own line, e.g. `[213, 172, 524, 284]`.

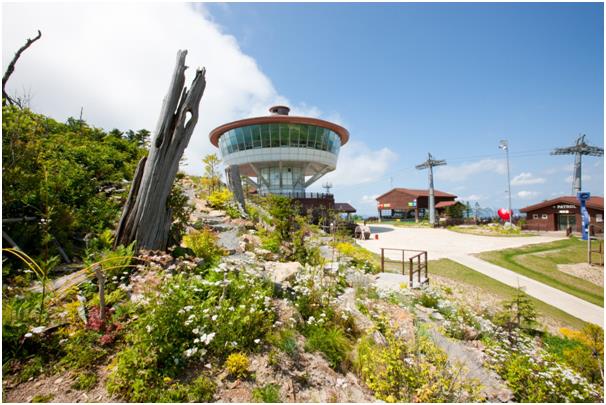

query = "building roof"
[376, 188, 457, 201]
[520, 196, 604, 213]
[209, 107, 349, 147]
[334, 202, 357, 213]
[435, 201, 458, 209]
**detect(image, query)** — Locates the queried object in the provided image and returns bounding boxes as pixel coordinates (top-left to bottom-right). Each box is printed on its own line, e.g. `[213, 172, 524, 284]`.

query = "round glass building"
[209, 106, 349, 196]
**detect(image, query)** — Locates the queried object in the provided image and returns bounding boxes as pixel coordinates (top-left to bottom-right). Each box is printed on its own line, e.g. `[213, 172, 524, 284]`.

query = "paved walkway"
[358, 225, 565, 260]
[357, 225, 604, 326]
[452, 255, 603, 326]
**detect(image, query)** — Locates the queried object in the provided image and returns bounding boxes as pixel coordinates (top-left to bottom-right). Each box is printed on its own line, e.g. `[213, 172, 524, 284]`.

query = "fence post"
[424, 252, 428, 281]
[381, 248, 385, 272]
[402, 250, 405, 275]
[418, 255, 421, 283]
[94, 265, 106, 321]
[409, 258, 413, 286]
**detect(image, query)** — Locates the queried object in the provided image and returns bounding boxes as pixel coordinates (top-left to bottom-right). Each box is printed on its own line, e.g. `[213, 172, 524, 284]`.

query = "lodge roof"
[520, 196, 604, 213]
[435, 201, 458, 209]
[334, 202, 357, 213]
[376, 188, 457, 201]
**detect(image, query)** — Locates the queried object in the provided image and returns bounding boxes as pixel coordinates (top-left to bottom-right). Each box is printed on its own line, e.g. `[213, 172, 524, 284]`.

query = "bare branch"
[2, 30, 42, 106]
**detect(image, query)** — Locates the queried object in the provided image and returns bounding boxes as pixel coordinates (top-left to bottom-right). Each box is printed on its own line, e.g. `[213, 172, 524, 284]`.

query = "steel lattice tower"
[416, 153, 447, 225]
[551, 135, 603, 194]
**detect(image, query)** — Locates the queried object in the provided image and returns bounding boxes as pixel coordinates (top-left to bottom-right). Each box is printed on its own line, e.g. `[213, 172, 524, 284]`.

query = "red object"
[374, 234, 379, 240]
[497, 208, 510, 221]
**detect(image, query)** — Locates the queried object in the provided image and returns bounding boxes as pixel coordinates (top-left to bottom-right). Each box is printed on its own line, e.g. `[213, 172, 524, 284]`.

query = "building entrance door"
[557, 214, 576, 231]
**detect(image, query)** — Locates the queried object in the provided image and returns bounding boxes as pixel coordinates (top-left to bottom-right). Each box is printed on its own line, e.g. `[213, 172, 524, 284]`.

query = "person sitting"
[354, 224, 363, 239]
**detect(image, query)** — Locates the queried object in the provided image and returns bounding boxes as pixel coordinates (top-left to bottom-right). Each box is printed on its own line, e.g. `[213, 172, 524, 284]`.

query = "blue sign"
[577, 192, 590, 240]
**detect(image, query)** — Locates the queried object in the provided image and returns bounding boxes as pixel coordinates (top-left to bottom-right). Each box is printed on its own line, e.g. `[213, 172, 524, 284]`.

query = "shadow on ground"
[368, 226, 394, 234]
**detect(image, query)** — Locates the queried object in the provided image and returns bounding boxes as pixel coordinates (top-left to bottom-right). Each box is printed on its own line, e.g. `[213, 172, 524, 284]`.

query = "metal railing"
[257, 191, 333, 199]
[380, 248, 429, 286]
[588, 224, 604, 266]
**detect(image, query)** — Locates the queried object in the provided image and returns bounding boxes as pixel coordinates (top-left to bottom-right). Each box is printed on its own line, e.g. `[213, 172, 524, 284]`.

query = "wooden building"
[376, 188, 457, 221]
[520, 196, 604, 233]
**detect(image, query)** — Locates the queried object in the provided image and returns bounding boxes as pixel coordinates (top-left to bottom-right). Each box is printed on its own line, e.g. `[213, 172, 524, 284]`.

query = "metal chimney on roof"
[269, 105, 290, 116]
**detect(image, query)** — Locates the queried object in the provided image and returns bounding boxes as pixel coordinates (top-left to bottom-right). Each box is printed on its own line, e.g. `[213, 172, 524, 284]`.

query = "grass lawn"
[477, 238, 603, 307]
[363, 246, 589, 329]
[385, 258, 587, 330]
[448, 225, 537, 237]
[367, 220, 431, 228]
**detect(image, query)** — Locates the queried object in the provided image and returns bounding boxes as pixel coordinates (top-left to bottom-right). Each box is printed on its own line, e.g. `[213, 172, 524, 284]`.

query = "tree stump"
[114, 50, 206, 250]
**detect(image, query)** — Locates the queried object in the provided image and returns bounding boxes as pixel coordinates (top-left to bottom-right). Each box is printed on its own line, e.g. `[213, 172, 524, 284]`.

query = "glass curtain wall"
[218, 124, 341, 156]
[259, 166, 304, 194]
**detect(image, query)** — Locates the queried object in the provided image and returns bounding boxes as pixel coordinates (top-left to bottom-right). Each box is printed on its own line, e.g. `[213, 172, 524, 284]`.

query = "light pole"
[499, 140, 512, 226]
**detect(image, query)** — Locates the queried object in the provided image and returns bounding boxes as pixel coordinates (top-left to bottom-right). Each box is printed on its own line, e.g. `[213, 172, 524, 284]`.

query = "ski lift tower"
[416, 153, 447, 226]
[551, 134, 604, 194]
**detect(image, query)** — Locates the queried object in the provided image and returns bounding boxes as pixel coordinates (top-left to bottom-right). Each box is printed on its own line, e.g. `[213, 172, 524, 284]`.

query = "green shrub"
[225, 352, 250, 379]
[304, 325, 351, 370]
[167, 181, 195, 247]
[252, 383, 281, 402]
[334, 242, 378, 273]
[157, 376, 216, 402]
[224, 204, 241, 219]
[2, 293, 44, 361]
[493, 288, 537, 332]
[484, 332, 602, 402]
[2, 105, 147, 258]
[356, 329, 481, 402]
[208, 188, 233, 209]
[182, 228, 225, 268]
[258, 228, 281, 253]
[31, 394, 54, 403]
[58, 329, 107, 371]
[107, 269, 275, 401]
[16, 355, 46, 383]
[417, 291, 440, 309]
[269, 329, 298, 356]
[71, 372, 98, 391]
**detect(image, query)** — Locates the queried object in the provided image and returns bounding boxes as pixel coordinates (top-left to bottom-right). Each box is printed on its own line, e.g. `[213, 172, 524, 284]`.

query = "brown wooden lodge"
[376, 188, 458, 221]
[520, 195, 604, 233]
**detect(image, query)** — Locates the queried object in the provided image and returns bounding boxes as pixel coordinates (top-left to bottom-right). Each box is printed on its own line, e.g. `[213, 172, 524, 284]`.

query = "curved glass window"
[218, 123, 341, 156]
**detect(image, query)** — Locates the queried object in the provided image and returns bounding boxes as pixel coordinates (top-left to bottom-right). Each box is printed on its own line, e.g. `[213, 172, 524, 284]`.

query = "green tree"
[2, 105, 147, 260]
[495, 287, 537, 334]
[201, 153, 222, 194]
[445, 202, 465, 219]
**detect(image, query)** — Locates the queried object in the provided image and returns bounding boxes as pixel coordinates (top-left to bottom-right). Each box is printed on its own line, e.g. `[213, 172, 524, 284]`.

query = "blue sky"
[3, 2, 603, 216]
[205, 2, 604, 214]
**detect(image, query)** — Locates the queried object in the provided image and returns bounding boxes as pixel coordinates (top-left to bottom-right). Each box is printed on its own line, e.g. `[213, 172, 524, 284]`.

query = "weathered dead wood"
[93, 265, 106, 321]
[114, 50, 206, 251]
[2, 30, 42, 106]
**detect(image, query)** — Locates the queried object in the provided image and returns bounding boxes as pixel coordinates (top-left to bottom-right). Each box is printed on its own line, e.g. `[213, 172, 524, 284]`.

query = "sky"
[2, 2, 604, 215]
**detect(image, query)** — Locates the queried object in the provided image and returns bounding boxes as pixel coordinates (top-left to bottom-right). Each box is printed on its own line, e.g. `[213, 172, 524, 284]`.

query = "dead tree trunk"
[114, 50, 206, 251]
[3, 30, 42, 106]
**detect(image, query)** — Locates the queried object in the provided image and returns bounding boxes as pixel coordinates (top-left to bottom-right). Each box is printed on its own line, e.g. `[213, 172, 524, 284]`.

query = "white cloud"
[511, 172, 546, 186]
[320, 141, 398, 186]
[360, 194, 379, 206]
[565, 174, 592, 183]
[516, 190, 539, 199]
[436, 159, 506, 182]
[1, 3, 332, 176]
[543, 164, 574, 175]
[461, 194, 484, 201]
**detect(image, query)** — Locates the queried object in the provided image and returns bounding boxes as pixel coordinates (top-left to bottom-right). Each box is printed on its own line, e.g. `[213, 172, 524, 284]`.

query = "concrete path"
[357, 225, 604, 326]
[358, 225, 565, 260]
[451, 254, 604, 326]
